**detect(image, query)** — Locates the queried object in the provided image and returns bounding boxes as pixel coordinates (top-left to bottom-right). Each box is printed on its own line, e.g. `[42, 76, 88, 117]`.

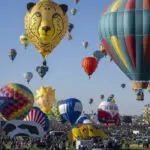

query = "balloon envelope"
[97, 100, 120, 125]
[82, 57, 98, 77]
[8, 49, 17, 61]
[59, 98, 83, 125]
[82, 41, 88, 49]
[24, 72, 33, 83]
[25, 1, 68, 59]
[68, 23, 74, 32]
[99, 0, 150, 90]
[0, 83, 34, 120]
[71, 8, 77, 15]
[77, 115, 89, 124]
[93, 50, 105, 62]
[35, 86, 56, 113]
[20, 34, 30, 49]
[24, 107, 50, 131]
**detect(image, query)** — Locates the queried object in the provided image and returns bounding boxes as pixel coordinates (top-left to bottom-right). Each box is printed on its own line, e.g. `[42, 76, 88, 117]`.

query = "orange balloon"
[82, 57, 98, 78]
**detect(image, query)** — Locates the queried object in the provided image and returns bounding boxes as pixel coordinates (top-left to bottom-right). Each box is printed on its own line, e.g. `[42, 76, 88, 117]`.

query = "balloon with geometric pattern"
[0, 83, 34, 120]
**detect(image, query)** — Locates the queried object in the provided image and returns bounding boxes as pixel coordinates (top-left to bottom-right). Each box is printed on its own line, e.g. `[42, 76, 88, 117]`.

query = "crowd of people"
[0, 120, 150, 150]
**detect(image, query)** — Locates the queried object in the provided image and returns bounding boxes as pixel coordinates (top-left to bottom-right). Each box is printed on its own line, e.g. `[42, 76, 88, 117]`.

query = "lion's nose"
[42, 26, 51, 33]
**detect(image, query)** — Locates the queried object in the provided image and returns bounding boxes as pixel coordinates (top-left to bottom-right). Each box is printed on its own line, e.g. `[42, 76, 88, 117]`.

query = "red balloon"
[82, 57, 98, 77]
[67, 33, 72, 40]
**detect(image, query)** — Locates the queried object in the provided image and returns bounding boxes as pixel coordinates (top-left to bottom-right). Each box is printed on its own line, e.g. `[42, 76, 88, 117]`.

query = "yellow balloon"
[25, 0, 69, 59]
[80, 125, 89, 139]
[72, 128, 82, 141]
[35, 86, 56, 113]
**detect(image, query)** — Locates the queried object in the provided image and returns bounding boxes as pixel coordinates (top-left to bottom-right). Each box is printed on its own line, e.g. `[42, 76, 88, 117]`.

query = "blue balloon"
[59, 98, 83, 125]
[77, 115, 89, 124]
[93, 50, 105, 62]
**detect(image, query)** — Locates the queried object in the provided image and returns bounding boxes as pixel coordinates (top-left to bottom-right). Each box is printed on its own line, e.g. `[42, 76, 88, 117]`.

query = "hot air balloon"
[97, 99, 120, 126]
[35, 86, 56, 113]
[82, 57, 98, 78]
[89, 98, 93, 105]
[107, 94, 115, 102]
[51, 100, 66, 123]
[71, 125, 107, 142]
[77, 115, 91, 125]
[25, 0, 68, 62]
[109, 57, 113, 62]
[59, 98, 83, 125]
[24, 72, 33, 83]
[36, 61, 48, 78]
[20, 34, 30, 49]
[71, 8, 77, 15]
[100, 95, 104, 100]
[99, 0, 150, 101]
[74, 0, 79, 4]
[0, 83, 34, 120]
[100, 43, 107, 56]
[24, 107, 50, 131]
[3, 120, 46, 138]
[82, 41, 88, 49]
[121, 83, 126, 89]
[68, 23, 74, 33]
[92, 50, 105, 62]
[8, 49, 17, 62]
[67, 33, 72, 40]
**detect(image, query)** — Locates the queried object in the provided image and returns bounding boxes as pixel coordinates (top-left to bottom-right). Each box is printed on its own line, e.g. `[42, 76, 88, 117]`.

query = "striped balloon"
[99, 0, 150, 89]
[59, 98, 83, 125]
[24, 107, 50, 131]
[0, 83, 34, 120]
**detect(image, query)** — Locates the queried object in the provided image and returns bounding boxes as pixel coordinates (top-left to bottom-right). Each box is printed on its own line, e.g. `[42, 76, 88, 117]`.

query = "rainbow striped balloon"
[0, 83, 34, 120]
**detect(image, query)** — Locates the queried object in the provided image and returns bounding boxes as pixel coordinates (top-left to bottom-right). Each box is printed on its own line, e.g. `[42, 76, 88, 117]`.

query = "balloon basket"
[136, 91, 144, 101]
[89, 76, 91, 79]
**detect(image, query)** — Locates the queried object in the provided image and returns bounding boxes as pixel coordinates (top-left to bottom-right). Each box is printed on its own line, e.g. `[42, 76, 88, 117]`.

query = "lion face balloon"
[25, 0, 68, 59]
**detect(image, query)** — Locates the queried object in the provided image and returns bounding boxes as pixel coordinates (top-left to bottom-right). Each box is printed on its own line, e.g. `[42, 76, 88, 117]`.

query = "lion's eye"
[34, 12, 41, 17]
[53, 13, 59, 18]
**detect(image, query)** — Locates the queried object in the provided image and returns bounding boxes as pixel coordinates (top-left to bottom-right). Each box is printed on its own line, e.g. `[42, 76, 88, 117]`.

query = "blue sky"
[0, 0, 149, 115]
